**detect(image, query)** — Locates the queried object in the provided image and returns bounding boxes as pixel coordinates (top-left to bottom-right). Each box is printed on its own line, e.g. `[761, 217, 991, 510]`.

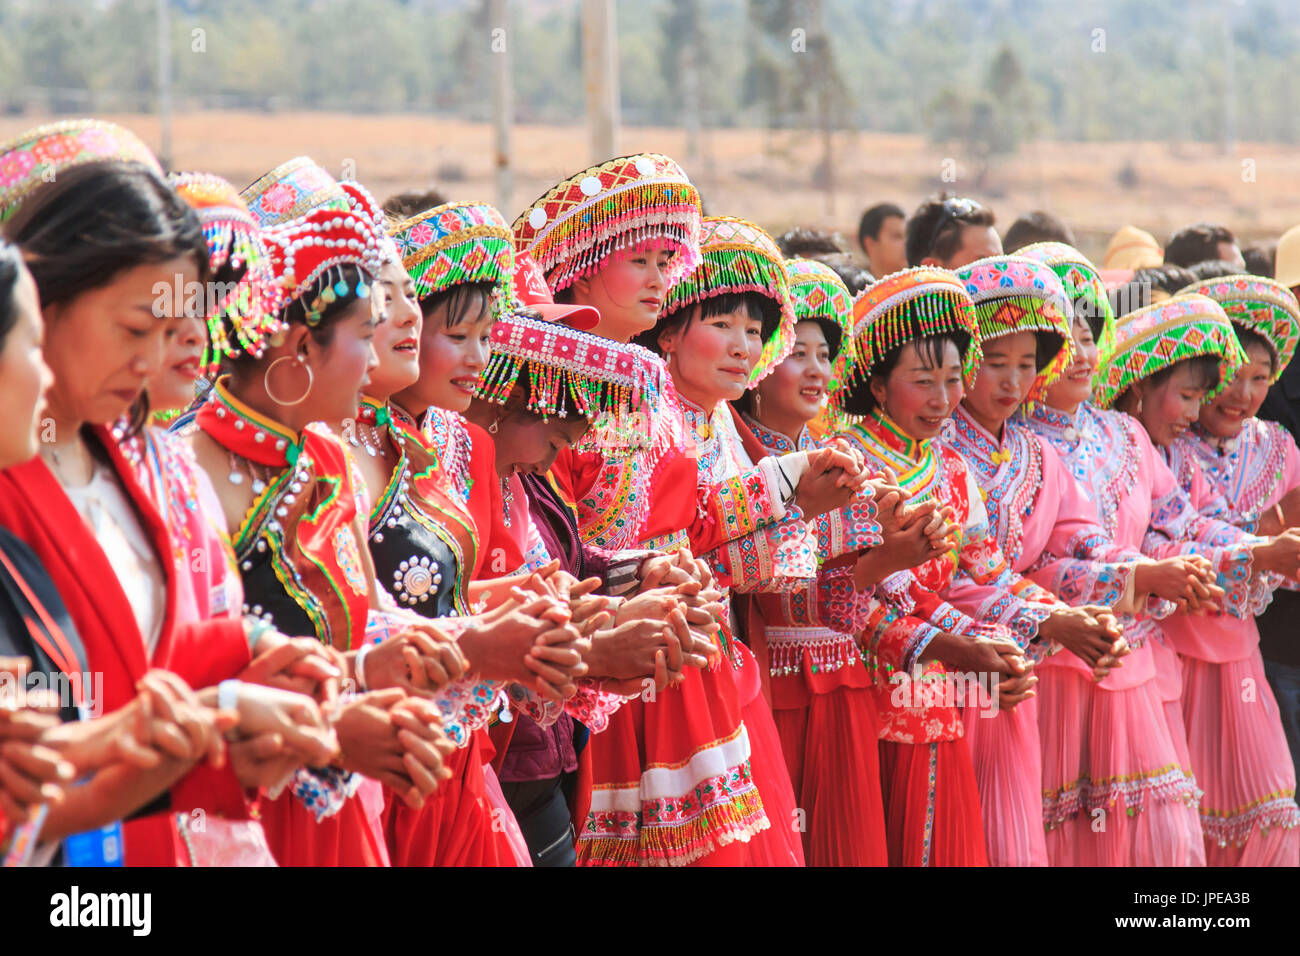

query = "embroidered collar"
[949, 405, 1013, 475]
[678, 393, 717, 441]
[1189, 420, 1241, 455]
[198, 376, 304, 467]
[845, 408, 942, 499]
[740, 412, 808, 454]
[1022, 400, 1085, 449]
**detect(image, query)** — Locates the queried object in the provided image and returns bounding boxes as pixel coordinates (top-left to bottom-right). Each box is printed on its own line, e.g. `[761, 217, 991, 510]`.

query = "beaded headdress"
[785, 257, 858, 368]
[476, 289, 662, 434]
[0, 119, 162, 222]
[513, 153, 703, 295]
[660, 216, 796, 386]
[241, 156, 350, 227]
[391, 200, 519, 321]
[1177, 275, 1300, 383]
[1016, 241, 1116, 362]
[338, 180, 399, 266]
[955, 255, 1074, 398]
[261, 207, 383, 326]
[1093, 293, 1247, 409]
[830, 266, 981, 418]
[169, 171, 277, 367]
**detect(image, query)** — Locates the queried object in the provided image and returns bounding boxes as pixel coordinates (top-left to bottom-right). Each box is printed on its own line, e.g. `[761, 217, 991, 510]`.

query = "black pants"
[499, 772, 577, 867]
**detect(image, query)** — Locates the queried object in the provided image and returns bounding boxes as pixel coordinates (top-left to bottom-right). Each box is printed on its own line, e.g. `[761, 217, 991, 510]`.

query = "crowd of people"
[0, 116, 1298, 868]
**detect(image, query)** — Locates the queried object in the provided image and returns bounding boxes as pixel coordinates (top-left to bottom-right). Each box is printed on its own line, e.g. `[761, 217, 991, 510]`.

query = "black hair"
[1139, 353, 1222, 395]
[636, 291, 780, 357]
[4, 161, 210, 432]
[777, 227, 844, 258]
[1109, 264, 1197, 318]
[858, 202, 905, 247]
[1003, 210, 1075, 253]
[811, 252, 873, 295]
[383, 189, 450, 222]
[838, 331, 968, 417]
[1233, 323, 1278, 375]
[905, 194, 996, 267]
[0, 238, 24, 351]
[6, 161, 209, 310]
[419, 280, 493, 329]
[1242, 240, 1277, 279]
[1165, 223, 1237, 268]
[1186, 258, 1240, 282]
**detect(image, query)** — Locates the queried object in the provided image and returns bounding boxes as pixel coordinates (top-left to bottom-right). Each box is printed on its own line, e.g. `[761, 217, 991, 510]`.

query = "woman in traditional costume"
[826, 266, 1055, 866]
[1018, 243, 1292, 865]
[1108, 282, 1300, 865]
[942, 255, 1137, 865]
[0, 121, 341, 866]
[736, 257, 890, 866]
[515, 157, 859, 866]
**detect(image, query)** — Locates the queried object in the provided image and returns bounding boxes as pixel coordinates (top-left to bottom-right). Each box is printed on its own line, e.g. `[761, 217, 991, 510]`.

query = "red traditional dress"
[743, 413, 889, 866]
[194, 381, 390, 867]
[0, 426, 253, 866]
[836, 409, 1037, 867]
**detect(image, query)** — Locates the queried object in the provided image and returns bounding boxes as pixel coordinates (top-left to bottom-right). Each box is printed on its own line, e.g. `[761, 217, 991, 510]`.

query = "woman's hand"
[793, 447, 862, 518]
[1251, 528, 1300, 579]
[1038, 605, 1124, 668]
[334, 688, 441, 804]
[135, 670, 235, 769]
[224, 683, 338, 767]
[0, 706, 73, 822]
[1133, 555, 1224, 613]
[239, 634, 343, 705]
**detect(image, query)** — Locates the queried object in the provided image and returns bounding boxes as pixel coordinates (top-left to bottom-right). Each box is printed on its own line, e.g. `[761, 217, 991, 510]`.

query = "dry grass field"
[5, 110, 1299, 262]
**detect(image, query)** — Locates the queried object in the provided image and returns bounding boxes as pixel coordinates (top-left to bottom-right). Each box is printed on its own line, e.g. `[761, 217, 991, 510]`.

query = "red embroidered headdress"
[513, 153, 702, 295]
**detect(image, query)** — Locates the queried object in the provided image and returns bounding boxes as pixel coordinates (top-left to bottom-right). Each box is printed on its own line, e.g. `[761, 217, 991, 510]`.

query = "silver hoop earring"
[265, 355, 314, 406]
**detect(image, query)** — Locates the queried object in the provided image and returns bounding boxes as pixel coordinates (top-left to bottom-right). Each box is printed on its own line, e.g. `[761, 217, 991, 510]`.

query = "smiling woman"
[0, 123, 264, 867]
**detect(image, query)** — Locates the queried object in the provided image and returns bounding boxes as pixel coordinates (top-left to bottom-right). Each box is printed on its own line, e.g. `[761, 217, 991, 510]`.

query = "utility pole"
[810, 0, 833, 215]
[157, 0, 172, 169]
[490, 0, 512, 212]
[582, 0, 620, 162]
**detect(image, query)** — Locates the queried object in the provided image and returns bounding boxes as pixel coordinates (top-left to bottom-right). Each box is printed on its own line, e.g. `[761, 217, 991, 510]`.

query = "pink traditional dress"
[1163, 420, 1300, 864]
[941, 253, 1142, 866]
[944, 405, 1143, 866]
[1022, 399, 1269, 865]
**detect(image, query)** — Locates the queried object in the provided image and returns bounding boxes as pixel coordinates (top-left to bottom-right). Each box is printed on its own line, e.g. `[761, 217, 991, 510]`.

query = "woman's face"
[1198, 340, 1273, 439]
[365, 260, 422, 400]
[661, 303, 764, 409]
[1133, 361, 1210, 447]
[870, 339, 964, 441]
[571, 247, 674, 341]
[1044, 314, 1098, 411]
[0, 265, 55, 468]
[961, 330, 1038, 431]
[148, 312, 205, 414]
[408, 291, 493, 413]
[489, 406, 590, 479]
[43, 256, 199, 427]
[293, 298, 379, 424]
[755, 320, 831, 427]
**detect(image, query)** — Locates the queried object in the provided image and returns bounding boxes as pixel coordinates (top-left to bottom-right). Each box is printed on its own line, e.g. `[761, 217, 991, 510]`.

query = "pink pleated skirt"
[962, 692, 1048, 866]
[1036, 647, 1205, 867]
[1180, 648, 1300, 866]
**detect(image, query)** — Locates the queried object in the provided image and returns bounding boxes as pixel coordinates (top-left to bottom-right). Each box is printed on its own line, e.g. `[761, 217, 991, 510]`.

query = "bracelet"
[355, 641, 374, 692]
[217, 679, 241, 713]
[246, 618, 276, 652]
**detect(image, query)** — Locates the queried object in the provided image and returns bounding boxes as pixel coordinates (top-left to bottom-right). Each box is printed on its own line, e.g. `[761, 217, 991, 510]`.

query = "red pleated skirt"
[878, 737, 988, 866]
[578, 656, 766, 867]
[384, 730, 518, 866]
[733, 642, 804, 866]
[772, 667, 887, 866]
[259, 783, 389, 867]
